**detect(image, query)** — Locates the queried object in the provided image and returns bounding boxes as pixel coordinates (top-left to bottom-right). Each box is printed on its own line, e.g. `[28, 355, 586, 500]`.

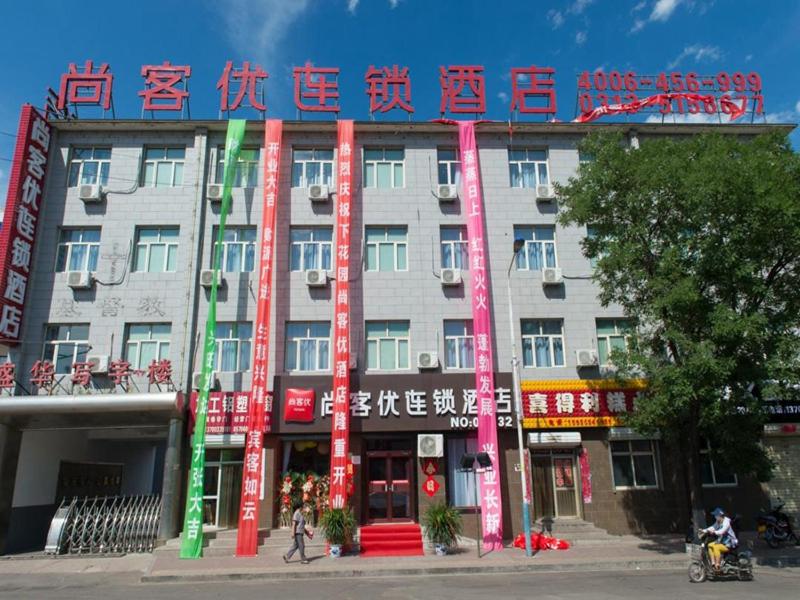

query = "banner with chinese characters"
[0, 105, 51, 344]
[180, 119, 246, 560]
[188, 391, 272, 435]
[458, 121, 503, 551]
[521, 379, 646, 429]
[328, 120, 354, 510]
[235, 119, 282, 558]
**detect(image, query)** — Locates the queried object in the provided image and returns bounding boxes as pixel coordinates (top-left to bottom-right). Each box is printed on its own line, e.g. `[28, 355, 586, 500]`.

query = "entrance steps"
[156, 528, 331, 557]
[534, 518, 629, 546]
[359, 523, 424, 557]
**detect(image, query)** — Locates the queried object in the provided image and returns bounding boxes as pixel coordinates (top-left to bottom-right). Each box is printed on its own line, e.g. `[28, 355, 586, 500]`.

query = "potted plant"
[318, 507, 355, 558]
[422, 502, 463, 556]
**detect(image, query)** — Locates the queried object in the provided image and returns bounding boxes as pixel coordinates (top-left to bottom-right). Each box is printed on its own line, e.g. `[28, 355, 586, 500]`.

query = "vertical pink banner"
[458, 121, 503, 550]
[235, 119, 282, 556]
[579, 447, 592, 504]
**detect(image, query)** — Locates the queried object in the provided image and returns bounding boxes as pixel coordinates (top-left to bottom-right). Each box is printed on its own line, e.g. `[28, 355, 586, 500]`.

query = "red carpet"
[359, 523, 424, 557]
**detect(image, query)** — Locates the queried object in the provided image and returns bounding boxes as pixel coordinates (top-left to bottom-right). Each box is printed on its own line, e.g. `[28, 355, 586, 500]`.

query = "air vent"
[417, 351, 439, 370]
[304, 269, 328, 287]
[67, 271, 92, 289]
[417, 434, 444, 458]
[436, 184, 457, 201]
[308, 184, 330, 201]
[200, 269, 223, 288]
[541, 267, 563, 286]
[440, 268, 462, 286]
[78, 184, 103, 203]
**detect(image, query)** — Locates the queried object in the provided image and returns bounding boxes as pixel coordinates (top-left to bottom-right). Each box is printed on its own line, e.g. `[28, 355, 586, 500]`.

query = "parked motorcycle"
[755, 499, 799, 548]
[688, 529, 753, 583]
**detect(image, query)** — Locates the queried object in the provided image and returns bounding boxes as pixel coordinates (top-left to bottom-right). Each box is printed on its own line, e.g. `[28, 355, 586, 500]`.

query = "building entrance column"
[0, 424, 22, 555]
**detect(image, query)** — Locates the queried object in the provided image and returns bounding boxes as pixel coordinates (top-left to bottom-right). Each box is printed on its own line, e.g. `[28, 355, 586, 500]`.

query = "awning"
[528, 431, 582, 448]
[0, 392, 183, 430]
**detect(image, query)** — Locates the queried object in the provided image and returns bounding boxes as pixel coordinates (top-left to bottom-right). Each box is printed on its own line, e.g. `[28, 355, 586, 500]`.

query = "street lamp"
[507, 238, 533, 557]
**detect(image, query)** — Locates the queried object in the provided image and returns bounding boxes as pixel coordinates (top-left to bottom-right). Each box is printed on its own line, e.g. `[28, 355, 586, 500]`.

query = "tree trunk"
[686, 403, 706, 538]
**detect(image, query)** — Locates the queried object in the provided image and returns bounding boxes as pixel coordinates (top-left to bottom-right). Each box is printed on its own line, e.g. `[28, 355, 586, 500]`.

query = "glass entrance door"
[367, 451, 413, 522]
[531, 451, 581, 519]
[552, 454, 579, 518]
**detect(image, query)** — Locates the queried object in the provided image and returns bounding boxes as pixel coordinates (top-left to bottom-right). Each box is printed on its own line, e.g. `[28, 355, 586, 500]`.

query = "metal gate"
[44, 495, 161, 555]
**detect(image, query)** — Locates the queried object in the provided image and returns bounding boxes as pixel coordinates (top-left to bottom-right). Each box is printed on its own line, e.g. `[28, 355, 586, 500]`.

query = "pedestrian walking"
[283, 501, 312, 564]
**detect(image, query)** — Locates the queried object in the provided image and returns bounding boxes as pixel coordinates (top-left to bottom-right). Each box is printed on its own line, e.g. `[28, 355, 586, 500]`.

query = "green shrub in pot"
[422, 502, 463, 555]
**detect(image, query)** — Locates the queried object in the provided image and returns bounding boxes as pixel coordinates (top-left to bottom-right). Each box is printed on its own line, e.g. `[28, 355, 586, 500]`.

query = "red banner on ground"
[574, 92, 746, 123]
[235, 119, 282, 557]
[329, 120, 354, 510]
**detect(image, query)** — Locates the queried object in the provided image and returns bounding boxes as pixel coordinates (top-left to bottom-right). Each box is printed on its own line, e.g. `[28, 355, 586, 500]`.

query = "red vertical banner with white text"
[235, 120, 282, 556]
[458, 121, 504, 550]
[328, 120, 354, 510]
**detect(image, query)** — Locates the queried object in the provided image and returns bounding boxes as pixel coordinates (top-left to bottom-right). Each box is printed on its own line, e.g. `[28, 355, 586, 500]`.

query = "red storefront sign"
[188, 391, 270, 435]
[522, 387, 640, 428]
[235, 120, 283, 557]
[328, 120, 354, 510]
[0, 105, 51, 344]
[284, 388, 315, 423]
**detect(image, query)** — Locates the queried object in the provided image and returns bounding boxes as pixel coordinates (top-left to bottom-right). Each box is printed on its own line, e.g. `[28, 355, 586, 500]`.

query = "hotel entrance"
[366, 450, 413, 522]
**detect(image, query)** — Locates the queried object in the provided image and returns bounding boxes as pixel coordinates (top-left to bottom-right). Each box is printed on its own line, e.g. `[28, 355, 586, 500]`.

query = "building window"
[521, 319, 565, 368]
[586, 225, 599, 269]
[290, 227, 333, 272]
[124, 324, 171, 370]
[596, 319, 633, 366]
[447, 436, 479, 507]
[43, 324, 90, 374]
[214, 226, 256, 273]
[514, 226, 557, 270]
[285, 322, 330, 372]
[440, 226, 468, 270]
[291, 148, 334, 187]
[437, 148, 461, 185]
[365, 226, 407, 272]
[55, 228, 100, 272]
[701, 442, 737, 487]
[214, 322, 252, 372]
[142, 147, 185, 187]
[444, 320, 474, 369]
[610, 440, 659, 489]
[364, 148, 404, 188]
[366, 321, 410, 370]
[67, 147, 111, 187]
[134, 227, 179, 273]
[216, 146, 259, 187]
[508, 148, 549, 188]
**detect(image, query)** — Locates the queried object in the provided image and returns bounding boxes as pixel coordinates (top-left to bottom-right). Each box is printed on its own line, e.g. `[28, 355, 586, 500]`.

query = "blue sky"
[1, 0, 799, 200]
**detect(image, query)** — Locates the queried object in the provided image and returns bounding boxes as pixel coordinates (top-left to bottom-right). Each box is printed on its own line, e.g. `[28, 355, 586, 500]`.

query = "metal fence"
[44, 495, 161, 555]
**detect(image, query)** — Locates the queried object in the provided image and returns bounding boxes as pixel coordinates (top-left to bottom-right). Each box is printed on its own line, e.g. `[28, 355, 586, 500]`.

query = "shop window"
[134, 226, 179, 273]
[215, 146, 259, 187]
[521, 319, 565, 368]
[213, 226, 256, 273]
[513, 226, 557, 270]
[447, 436, 478, 507]
[596, 318, 633, 366]
[291, 148, 334, 187]
[366, 320, 410, 370]
[365, 226, 407, 272]
[213, 322, 251, 372]
[285, 322, 330, 372]
[43, 324, 90, 374]
[444, 320, 474, 369]
[290, 227, 333, 272]
[363, 147, 404, 188]
[281, 440, 330, 475]
[508, 148, 549, 188]
[437, 148, 461, 185]
[701, 441, 738, 487]
[610, 439, 660, 490]
[67, 147, 111, 187]
[440, 226, 468, 270]
[55, 228, 100, 272]
[142, 147, 185, 187]
[124, 323, 171, 370]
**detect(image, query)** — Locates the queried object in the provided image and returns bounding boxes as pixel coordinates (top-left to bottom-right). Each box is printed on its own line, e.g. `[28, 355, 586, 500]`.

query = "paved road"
[1, 568, 799, 600]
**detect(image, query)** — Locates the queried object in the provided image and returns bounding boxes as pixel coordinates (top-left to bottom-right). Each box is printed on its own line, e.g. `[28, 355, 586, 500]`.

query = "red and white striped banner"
[328, 120, 354, 509]
[235, 119, 282, 556]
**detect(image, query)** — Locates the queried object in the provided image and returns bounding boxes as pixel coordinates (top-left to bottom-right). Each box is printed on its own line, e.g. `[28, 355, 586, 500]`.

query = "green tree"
[558, 131, 800, 530]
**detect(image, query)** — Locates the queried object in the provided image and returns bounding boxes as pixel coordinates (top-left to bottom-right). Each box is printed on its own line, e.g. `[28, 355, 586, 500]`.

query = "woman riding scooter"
[701, 507, 738, 572]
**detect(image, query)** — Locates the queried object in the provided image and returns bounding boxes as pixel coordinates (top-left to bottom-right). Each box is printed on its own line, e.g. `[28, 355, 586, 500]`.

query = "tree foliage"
[558, 131, 800, 495]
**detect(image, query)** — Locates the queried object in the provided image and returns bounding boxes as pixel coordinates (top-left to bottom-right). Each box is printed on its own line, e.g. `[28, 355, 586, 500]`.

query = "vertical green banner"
[180, 119, 247, 559]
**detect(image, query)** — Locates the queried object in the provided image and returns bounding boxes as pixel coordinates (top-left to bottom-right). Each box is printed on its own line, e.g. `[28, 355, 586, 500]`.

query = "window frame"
[67, 147, 111, 188]
[366, 320, 410, 371]
[508, 147, 550, 189]
[514, 226, 558, 271]
[700, 441, 738, 488]
[363, 147, 405, 189]
[447, 435, 479, 508]
[142, 146, 186, 188]
[215, 145, 260, 188]
[596, 318, 633, 366]
[213, 322, 252, 372]
[444, 319, 474, 370]
[43, 324, 90, 375]
[440, 226, 469, 270]
[289, 227, 333, 272]
[365, 226, 408, 272]
[437, 148, 461, 186]
[213, 226, 257, 273]
[134, 226, 179, 273]
[521, 319, 565, 368]
[609, 439, 661, 491]
[55, 228, 101, 273]
[123, 323, 171, 370]
[284, 322, 331, 373]
[291, 148, 335, 188]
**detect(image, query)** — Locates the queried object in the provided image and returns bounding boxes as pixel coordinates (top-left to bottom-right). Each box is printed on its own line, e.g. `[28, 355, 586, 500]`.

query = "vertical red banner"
[329, 120, 354, 509]
[235, 119, 282, 556]
[458, 121, 504, 550]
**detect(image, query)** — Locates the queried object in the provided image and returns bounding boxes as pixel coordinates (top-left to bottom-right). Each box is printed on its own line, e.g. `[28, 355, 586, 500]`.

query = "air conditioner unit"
[305, 269, 328, 287]
[206, 183, 224, 202]
[541, 267, 563, 286]
[200, 269, 223, 288]
[417, 351, 439, 370]
[576, 349, 599, 367]
[87, 355, 110, 374]
[440, 268, 462, 286]
[192, 371, 216, 391]
[418, 434, 444, 458]
[436, 184, 458, 201]
[67, 271, 92, 289]
[78, 184, 103, 202]
[536, 184, 555, 201]
[308, 184, 330, 201]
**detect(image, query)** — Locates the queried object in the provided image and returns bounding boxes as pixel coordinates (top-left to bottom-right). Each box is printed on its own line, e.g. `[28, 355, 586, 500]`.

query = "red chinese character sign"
[423, 476, 440, 498]
[139, 61, 191, 116]
[510, 66, 557, 115]
[439, 65, 486, 115]
[217, 61, 267, 113]
[189, 391, 261, 435]
[57, 61, 113, 114]
[365, 65, 414, 115]
[422, 458, 438, 476]
[235, 120, 283, 558]
[521, 382, 643, 428]
[0, 105, 51, 344]
[328, 120, 355, 511]
[293, 63, 340, 113]
[284, 388, 315, 423]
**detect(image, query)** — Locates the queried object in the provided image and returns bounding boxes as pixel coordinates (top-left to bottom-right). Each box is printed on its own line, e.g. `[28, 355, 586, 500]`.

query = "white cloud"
[651, 0, 682, 21]
[796, 100, 800, 113]
[568, 0, 594, 14]
[389, 0, 400, 7]
[765, 101, 800, 124]
[347, 0, 359, 13]
[498, 91, 509, 103]
[633, 1, 647, 12]
[667, 44, 722, 69]
[212, 0, 312, 61]
[575, 31, 587, 45]
[547, 9, 565, 29]
[745, 54, 753, 62]
[645, 113, 720, 124]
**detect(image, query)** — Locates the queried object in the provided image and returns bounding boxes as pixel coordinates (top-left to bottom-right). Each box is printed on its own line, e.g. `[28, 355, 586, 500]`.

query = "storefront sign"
[284, 388, 315, 423]
[188, 391, 266, 435]
[765, 399, 800, 423]
[236, 119, 283, 558]
[0, 105, 51, 344]
[328, 120, 355, 511]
